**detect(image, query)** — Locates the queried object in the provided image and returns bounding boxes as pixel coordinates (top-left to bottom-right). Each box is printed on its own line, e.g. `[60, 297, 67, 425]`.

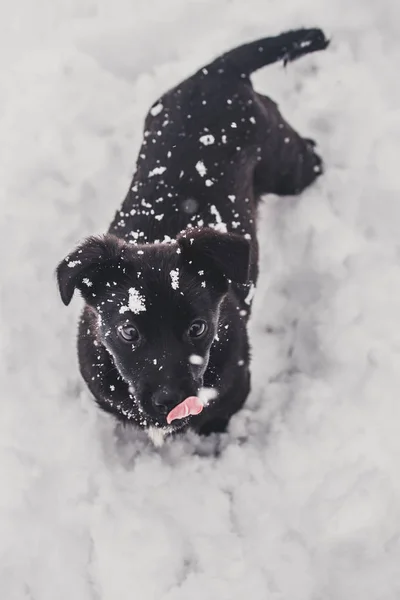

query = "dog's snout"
[152, 388, 179, 414]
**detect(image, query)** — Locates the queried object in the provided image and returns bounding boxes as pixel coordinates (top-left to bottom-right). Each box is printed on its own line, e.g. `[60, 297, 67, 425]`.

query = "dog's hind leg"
[253, 94, 323, 197]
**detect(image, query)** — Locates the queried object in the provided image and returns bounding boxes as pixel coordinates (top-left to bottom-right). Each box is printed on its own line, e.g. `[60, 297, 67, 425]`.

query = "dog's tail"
[208, 28, 329, 76]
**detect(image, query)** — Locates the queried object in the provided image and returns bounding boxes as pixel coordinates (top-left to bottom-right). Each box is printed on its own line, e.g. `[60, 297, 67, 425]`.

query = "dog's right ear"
[56, 235, 125, 306]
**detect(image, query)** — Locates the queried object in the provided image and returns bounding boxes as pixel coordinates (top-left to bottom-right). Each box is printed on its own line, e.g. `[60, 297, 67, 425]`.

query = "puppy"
[57, 28, 329, 443]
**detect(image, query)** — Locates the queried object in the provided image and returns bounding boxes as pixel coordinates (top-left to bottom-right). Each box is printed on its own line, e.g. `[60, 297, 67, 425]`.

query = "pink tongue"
[167, 396, 203, 424]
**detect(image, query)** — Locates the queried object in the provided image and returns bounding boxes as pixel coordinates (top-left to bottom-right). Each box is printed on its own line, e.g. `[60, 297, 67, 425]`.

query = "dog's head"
[57, 228, 250, 429]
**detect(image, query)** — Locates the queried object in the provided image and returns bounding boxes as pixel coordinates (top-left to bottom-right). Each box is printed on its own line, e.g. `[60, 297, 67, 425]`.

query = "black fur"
[57, 28, 329, 439]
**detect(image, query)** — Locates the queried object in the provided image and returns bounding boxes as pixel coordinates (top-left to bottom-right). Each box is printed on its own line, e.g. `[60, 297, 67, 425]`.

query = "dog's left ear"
[177, 228, 250, 284]
[56, 234, 125, 306]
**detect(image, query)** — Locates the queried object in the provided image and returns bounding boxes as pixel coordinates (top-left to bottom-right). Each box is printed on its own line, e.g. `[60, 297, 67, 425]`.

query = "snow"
[67, 259, 81, 268]
[198, 387, 219, 406]
[146, 426, 170, 448]
[120, 287, 146, 314]
[210, 204, 228, 232]
[128, 287, 146, 314]
[1, 1, 400, 599]
[169, 268, 180, 290]
[245, 283, 256, 305]
[195, 160, 207, 177]
[189, 354, 204, 365]
[148, 165, 166, 177]
[199, 134, 215, 146]
[150, 102, 163, 117]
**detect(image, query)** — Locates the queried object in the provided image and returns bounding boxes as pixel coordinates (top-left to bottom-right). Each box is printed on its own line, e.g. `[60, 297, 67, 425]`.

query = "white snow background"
[1, 0, 400, 598]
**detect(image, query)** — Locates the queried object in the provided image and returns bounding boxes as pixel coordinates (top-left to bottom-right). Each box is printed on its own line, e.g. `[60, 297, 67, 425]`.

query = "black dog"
[57, 28, 329, 444]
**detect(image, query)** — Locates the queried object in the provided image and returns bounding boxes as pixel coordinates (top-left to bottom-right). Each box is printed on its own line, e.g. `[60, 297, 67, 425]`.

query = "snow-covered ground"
[1, 0, 400, 598]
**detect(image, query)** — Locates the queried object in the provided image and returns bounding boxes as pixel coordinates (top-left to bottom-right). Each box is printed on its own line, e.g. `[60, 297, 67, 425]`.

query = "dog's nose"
[152, 389, 178, 414]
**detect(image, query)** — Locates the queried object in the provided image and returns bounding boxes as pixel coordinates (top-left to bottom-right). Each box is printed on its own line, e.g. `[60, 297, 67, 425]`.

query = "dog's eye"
[117, 323, 140, 344]
[188, 319, 208, 339]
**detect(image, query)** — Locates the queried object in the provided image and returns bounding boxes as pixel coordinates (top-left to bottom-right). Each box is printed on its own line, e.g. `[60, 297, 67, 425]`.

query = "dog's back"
[109, 28, 329, 299]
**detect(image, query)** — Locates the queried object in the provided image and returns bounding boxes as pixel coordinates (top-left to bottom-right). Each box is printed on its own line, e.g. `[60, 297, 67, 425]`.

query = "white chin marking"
[147, 427, 170, 448]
